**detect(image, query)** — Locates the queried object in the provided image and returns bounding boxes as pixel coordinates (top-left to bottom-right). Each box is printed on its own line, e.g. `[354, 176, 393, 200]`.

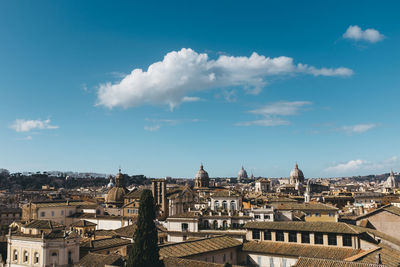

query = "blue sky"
[1, 0, 399, 178]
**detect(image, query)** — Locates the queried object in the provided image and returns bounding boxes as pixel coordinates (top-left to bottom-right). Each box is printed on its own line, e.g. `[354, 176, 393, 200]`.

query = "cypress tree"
[126, 189, 164, 267]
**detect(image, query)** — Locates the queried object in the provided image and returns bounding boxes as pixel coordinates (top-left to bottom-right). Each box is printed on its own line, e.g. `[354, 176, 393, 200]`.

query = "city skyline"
[1, 1, 399, 178]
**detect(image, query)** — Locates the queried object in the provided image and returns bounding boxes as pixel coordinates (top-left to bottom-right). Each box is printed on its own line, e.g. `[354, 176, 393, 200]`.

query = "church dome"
[290, 163, 304, 184]
[238, 166, 248, 180]
[105, 169, 128, 207]
[107, 177, 115, 188]
[385, 170, 397, 188]
[195, 164, 209, 180]
[105, 186, 128, 205]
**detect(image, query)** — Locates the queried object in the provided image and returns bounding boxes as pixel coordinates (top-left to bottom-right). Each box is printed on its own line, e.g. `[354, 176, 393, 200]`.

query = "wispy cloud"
[343, 25, 384, 43]
[144, 125, 161, 132]
[97, 48, 352, 110]
[144, 117, 201, 131]
[236, 101, 311, 127]
[16, 135, 33, 141]
[9, 119, 59, 132]
[249, 101, 312, 116]
[341, 124, 376, 134]
[325, 156, 400, 175]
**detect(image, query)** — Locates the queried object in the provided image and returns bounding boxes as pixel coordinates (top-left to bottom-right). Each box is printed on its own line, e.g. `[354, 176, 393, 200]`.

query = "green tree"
[223, 263, 232, 267]
[126, 189, 163, 267]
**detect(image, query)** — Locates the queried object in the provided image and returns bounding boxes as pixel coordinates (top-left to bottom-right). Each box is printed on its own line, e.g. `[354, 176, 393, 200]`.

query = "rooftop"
[244, 221, 361, 234]
[24, 219, 64, 230]
[159, 235, 242, 258]
[243, 241, 362, 260]
[76, 252, 124, 267]
[294, 257, 384, 267]
[272, 202, 338, 211]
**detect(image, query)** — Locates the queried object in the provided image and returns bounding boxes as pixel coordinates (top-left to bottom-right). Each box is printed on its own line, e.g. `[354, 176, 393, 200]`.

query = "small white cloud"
[325, 156, 400, 175]
[236, 101, 311, 127]
[325, 159, 364, 173]
[97, 48, 352, 109]
[144, 125, 160, 132]
[343, 25, 384, 43]
[341, 124, 376, 134]
[10, 119, 59, 132]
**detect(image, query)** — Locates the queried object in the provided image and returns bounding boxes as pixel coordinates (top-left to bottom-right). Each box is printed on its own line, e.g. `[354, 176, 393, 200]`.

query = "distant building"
[194, 164, 210, 189]
[7, 221, 79, 266]
[255, 178, 271, 193]
[104, 170, 128, 208]
[237, 166, 248, 182]
[290, 163, 305, 185]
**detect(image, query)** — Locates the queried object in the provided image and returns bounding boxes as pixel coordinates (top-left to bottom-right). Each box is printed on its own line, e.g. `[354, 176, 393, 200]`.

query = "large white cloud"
[97, 48, 353, 109]
[343, 25, 384, 43]
[9, 119, 59, 132]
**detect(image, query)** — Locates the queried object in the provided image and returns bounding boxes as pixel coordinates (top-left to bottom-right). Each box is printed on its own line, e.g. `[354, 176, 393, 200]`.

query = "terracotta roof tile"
[159, 236, 242, 258]
[242, 241, 362, 260]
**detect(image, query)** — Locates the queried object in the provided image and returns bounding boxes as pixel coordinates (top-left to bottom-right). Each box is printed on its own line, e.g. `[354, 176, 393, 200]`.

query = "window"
[301, 232, 310, 243]
[254, 215, 261, 219]
[61, 210, 64, 215]
[51, 211, 55, 216]
[69, 210, 73, 216]
[24, 251, 28, 262]
[230, 252, 233, 260]
[315, 213, 321, 217]
[305, 212, 311, 217]
[40, 212, 46, 217]
[13, 250, 18, 261]
[51, 252, 57, 257]
[34, 252, 39, 264]
[181, 223, 188, 231]
[328, 233, 337, 246]
[223, 254, 226, 262]
[212, 256, 215, 263]
[314, 232, 324, 244]
[264, 230, 272, 240]
[257, 256, 261, 265]
[269, 257, 274, 267]
[276, 230, 284, 241]
[214, 201, 219, 210]
[289, 231, 297, 242]
[222, 201, 227, 210]
[329, 212, 335, 217]
[252, 229, 260, 240]
[68, 251, 73, 264]
[343, 234, 352, 247]
[264, 214, 270, 220]
[231, 200, 235, 211]
[282, 258, 287, 267]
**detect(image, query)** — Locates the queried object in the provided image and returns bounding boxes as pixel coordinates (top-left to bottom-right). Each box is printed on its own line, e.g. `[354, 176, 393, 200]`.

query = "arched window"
[24, 251, 28, 262]
[214, 201, 219, 210]
[203, 220, 209, 229]
[222, 201, 227, 210]
[13, 250, 18, 261]
[34, 252, 39, 264]
[213, 220, 218, 229]
[223, 220, 228, 229]
[230, 200, 236, 211]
